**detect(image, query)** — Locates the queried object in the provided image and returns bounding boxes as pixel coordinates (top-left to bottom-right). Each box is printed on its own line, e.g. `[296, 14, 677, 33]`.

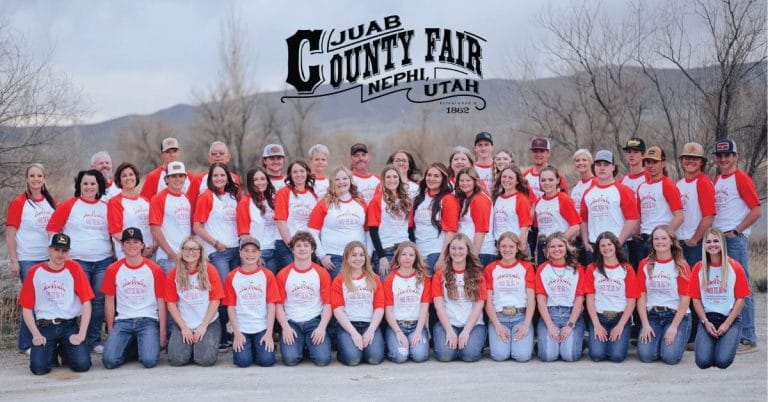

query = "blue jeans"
[537, 306, 584, 362]
[681, 239, 703, 343]
[29, 320, 91, 375]
[75, 256, 115, 349]
[588, 313, 631, 362]
[373, 247, 395, 281]
[102, 318, 160, 369]
[209, 247, 241, 343]
[280, 315, 331, 366]
[724, 233, 755, 345]
[432, 323, 487, 362]
[156, 258, 176, 275]
[637, 310, 691, 364]
[232, 330, 276, 368]
[274, 240, 294, 271]
[385, 321, 430, 363]
[336, 321, 385, 366]
[261, 249, 278, 275]
[635, 236, 651, 266]
[425, 253, 440, 276]
[489, 312, 534, 362]
[695, 314, 742, 369]
[327, 254, 343, 281]
[625, 239, 642, 271]
[479, 254, 496, 268]
[18, 260, 44, 351]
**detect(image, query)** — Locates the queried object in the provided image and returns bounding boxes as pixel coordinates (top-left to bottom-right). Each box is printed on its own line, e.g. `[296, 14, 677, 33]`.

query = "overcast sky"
[3, 0, 649, 123]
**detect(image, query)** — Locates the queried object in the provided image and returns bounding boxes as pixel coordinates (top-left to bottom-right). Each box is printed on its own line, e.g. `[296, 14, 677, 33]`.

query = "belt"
[398, 320, 418, 326]
[651, 306, 674, 313]
[600, 311, 621, 319]
[501, 306, 526, 316]
[36, 317, 79, 328]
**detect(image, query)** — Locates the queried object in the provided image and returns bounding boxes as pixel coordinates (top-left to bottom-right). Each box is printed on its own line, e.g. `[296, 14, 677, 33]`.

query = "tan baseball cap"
[680, 142, 705, 159]
[161, 137, 180, 152]
[643, 146, 666, 161]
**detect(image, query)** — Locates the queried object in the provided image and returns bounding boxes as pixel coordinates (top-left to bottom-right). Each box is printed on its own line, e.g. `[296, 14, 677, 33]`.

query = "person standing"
[350, 143, 380, 204]
[237, 167, 280, 274]
[412, 162, 460, 274]
[523, 137, 569, 199]
[149, 161, 193, 274]
[90, 151, 120, 200]
[141, 137, 192, 200]
[108, 162, 154, 260]
[619, 137, 650, 268]
[273, 160, 318, 269]
[308, 144, 330, 199]
[188, 141, 241, 206]
[262, 144, 287, 191]
[473, 132, 495, 193]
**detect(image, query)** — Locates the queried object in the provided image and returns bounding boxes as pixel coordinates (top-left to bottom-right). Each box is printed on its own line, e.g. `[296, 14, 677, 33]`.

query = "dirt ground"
[1, 294, 765, 401]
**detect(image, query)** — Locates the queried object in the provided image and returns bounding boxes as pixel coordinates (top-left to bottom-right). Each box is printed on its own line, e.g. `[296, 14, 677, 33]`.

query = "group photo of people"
[7, 131, 762, 375]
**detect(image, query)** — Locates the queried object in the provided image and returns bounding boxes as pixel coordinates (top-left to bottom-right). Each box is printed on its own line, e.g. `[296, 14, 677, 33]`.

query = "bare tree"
[285, 96, 317, 161]
[116, 118, 170, 172]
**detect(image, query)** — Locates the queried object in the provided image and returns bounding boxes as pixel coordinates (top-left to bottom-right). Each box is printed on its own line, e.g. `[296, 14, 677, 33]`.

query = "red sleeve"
[194, 191, 214, 224]
[68, 261, 95, 302]
[624, 264, 640, 298]
[661, 178, 683, 212]
[140, 167, 162, 200]
[148, 261, 165, 298]
[574, 266, 586, 297]
[373, 277, 385, 308]
[431, 271, 444, 299]
[483, 263, 495, 290]
[236, 197, 252, 236]
[676, 262, 692, 297]
[559, 173, 569, 193]
[46, 197, 77, 232]
[469, 195, 491, 232]
[149, 191, 167, 226]
[265, 270, 281, 304]
[101, 261, 120, 296]
[273, 187, 290, 221]
[107, 195, 125, 235]
[689, 262, 703, 300]
[582, 264, 596, 294]
[276, 268, 290, 304]
[187, 172, 204, 203]
[729, 258, 752, 299]
[383, 272, 395, 306]
[6, 194, 26, 228]
[735, 171, 761, 209]
[223, 271, 237, 306]
[516, 194, 533, 227]
[330, 275, 345, 309]
[636, 259, 648, 293]
[558, 193, 582, 225]
[421, 276, 432, 302]
[696, 174, 716, 217]
[524, 262, 536, 289]
[440, 194, 460, 232]
[18, 265, 41, 309]
[165, 269, 180, 303]
[317, 264, 331, 304]
[617, 183, 639, 220]
[534, 263, 547, 296]
[366, 192, 383, 227]
[207, 264, 225, 301]
[477, 275, 488, 300]
[308, 199, 329, 230]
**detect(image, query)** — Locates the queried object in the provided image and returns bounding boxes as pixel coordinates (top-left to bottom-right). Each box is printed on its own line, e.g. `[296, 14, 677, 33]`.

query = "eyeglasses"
[182, 247, 201, 252]
[392, 158, 408, 163]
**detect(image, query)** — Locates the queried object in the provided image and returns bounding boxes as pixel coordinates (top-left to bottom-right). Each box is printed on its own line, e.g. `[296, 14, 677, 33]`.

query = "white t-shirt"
[236, 197, 278, 250]
[149, 190, 192, 261]
[194, 190, 239, 256]
[484, 261, 535, 310]
[535, 262, 583, 307]
[6, 193, 55, 261]
[432, 270, 486, 327]
[276, 263, 331, 322]
[223, 267, 280, 334]
[165, 265, 224, 329]
[274, 187, 318, 236]
[331, 274, 384, 322]
[102, 258, 165, 320]
[638, 258, 690, 312]
[713, 170, 761, 236]
[383, 271, 431, 321]
[19, 261, 94, 320]
[108, 194, 153, 260]
[308, 198, 367, 257]
[352, 173, 380, 204]
[46, 197, 112, 261]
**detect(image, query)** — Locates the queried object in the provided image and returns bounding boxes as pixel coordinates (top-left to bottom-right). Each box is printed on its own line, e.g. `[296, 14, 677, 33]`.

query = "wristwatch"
[566, 321, 575, 328]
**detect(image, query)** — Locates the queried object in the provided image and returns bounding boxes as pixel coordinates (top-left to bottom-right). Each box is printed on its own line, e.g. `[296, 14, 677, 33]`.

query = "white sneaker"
[23, 348, 30, 356]
[92, 345, 104, 354]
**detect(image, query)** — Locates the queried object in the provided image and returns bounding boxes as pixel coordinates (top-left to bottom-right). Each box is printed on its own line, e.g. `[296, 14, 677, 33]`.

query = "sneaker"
[686, 342, 695, 351]
[736, 342, 758, 354]
[218, 342, 230, 353]
[92, 345, 104, 354]
[22, 348, 31, 355]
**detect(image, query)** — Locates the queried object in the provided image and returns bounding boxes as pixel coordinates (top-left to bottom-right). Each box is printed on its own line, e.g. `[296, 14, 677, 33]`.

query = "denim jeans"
[156, 258, 176, 276]
[385, 321, 430, 363]
[75, 256, 115, 349]
[209, 247, 241, 344]
[625, 239, 641, 271]
[274, 240, 294, 271]
[432, 323, 487, 362]
[167, 318, 221, 367]
[327, 254, 343, 281]
[102, 317, 160, 369]
[373, 247, 395, 281]
[479, 254, 496, 268]
[635, 237, 650, 266]
[489, 312, 534, 362]
[637, 310, 691, 364]
[29, 320, 91, 375]
[280, 315, 332, 366]
[232, 330, 276, 368]
[537, 306, 584, 362]
[336, 321, 385, 366]
[695, 314, 742, 369]
[724, 233, 755, 345]
[425, 253, 440, 276]
[18, 260, 44, 351]
[588, 313, 631, 362]
[681, 239, 703, 343]
[261, 249, 278, 275]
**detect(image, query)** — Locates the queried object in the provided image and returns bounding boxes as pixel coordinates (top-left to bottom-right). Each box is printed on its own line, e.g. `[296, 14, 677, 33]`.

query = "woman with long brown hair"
[368, 165, 412, 278]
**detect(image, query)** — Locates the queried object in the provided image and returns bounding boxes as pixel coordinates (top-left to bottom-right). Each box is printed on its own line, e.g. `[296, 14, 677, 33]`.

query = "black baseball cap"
[50, 233, 71, 250]
[713, 139, 738, 154]
[474, 132, 493, 145]
[121, 227, 144, 242]
[623, 137, 646, 152]
[350, 143, 368, 155]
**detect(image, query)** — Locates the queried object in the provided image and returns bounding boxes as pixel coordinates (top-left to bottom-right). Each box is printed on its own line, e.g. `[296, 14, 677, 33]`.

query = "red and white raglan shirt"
[484, 260, 535, 311]
[165, 264, 225, 329]
[534, 192, 581, 237]
[690, 257, 751, 316]
[535, 262, 585, 307]
[308, 197, 367, 258]
[412, 192, 460, 256]
[618, 171, 650, 196]
[523, 168, 569, 199]
[273, 186, 318, 238]
[366, 191, 410, 250]
[331, 274, 385, 322]
[101, 258, 165, 320]
[187, 171, 241, 212]
[432, 269, 487, 327]
[276, 263, 331, 322]
[637, 177, 683, 235]
[314, 176, 329, 199]
[108, 194, 153, 260]
[47, 197, 112, 262]
[194, 190, 239, 256]
[383, 271, 431, 322]
[492, 192, 533, 240]
[475, 163, 494, 194]
[223, 267, 281, 334]
[149, 188, 192, 261]
[406, 181, 420, 201]
[458, 193, 496, 255]
[570, 177, 597, 215]
[583, 262, 640, 313]
[676, 172, 716, 241]
[713, 169, 761, 236]
[637, 257, 691, 312]
[6, 193, 55, 262]
[19, 260, 95, 320]
[140, 165, 192, 201]
[236, 196, 278, 251]
[352, 173, 381, 204]
[103, 181, 121, 201]
[269, 175, 287, 192]
[580, 181, 639, 244]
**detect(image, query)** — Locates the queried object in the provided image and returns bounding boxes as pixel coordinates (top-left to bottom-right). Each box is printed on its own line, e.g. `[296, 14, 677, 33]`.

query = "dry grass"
[750, 233, 767, 292]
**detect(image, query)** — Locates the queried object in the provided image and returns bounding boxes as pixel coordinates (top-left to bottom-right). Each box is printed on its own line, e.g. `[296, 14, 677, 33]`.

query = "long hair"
[646, 225, 688, 280]
[341, 241, 377, 293]
[455, 167, 483, 218]
[496, 231, 530, 262]
[26, 163, 56, 209]
[413, 162, 452, 233]
[594, 231, 628, 278]
[448, 146, 475, 179]
[324, 166, 363, 208]
[386, 149, 421, 182]
[175, 237, 212, 291]
[700, 228, 730, 293]
[380, 165, 411, 219]
[492, 165, 530, 202]
[441, 233, 483, 301]
[545, 232, 579, 272]
[285, 160, 316, 195]
[246, 167, 276, 215]
[491, 149, 515, 187]
[74, 169, 106, 198]
[206, 162, 239, 200]
[390, 241, 428, 286]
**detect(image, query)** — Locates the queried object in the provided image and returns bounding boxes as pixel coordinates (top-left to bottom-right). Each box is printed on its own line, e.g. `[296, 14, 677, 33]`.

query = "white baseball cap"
[166, 161, 186, 176]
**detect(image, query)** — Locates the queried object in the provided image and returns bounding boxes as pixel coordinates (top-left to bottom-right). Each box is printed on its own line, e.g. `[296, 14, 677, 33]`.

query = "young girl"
[413, 162, 459, 274]
[368, 165, 412, 278]
[584, 231, 639, 362]
[224, 236, 280, 368]
[165, 237, 224, 367]
[237, 167, 279, 274]
[492, 166, 533, 253]
[484, 232, 536, 362]
[455, 167, 496, 266]
[690, 229, 751, 369]
[383, 241, 431, 363]
[636, 225, 691, 365]
[533, 166, 581, 265]
[535, 232, 585, 362]
[331, 241, 386, 366]
[432, 234, 487, 362]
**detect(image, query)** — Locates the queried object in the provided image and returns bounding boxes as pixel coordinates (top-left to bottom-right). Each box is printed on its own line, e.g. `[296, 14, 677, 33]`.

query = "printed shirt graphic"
[637, 258, 691, 311]
[583, 262, 640, 313]
[331, 274, 385, 322]
[412, 192, 459, 255]
[458, 193, 496, 254]
[580, 182, 638, 243]
[273, 186, 318, 235]
[7, 193, 55, 261]
[352, 173, 381, 204]
[46, 197, 112, 261]
[636, 177, 683, 234]
[713, 170, 761, 236]
[276, 263, 331, 322]
[236, 196, 278, 250]
[534, 262, 584, 307]
[19, 260, 95, 320]
[194, 190, 239, 256]
[534, 192, 581, 237]
[308, 197, 367, 257]
[492, 192, 532, 240]
[108, 194, 153, 260]
[314, 177, 329, 199]
[570, 177, 596, 215]
[101, 258, 165, 320]
[618, 171, 649, 195]
[149, 189, 192, 261]
[384, 271, 431, 321]
[474, 164, 493, 194]
[690, 258, 751, 316]
[165, 264, 224, 329]
[484, 260, 535, 311]
[366, 191, 410, 249]
[223, 267, 281, 334]
[432, 270, 486, 327]
[675, 173, 716, 241]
